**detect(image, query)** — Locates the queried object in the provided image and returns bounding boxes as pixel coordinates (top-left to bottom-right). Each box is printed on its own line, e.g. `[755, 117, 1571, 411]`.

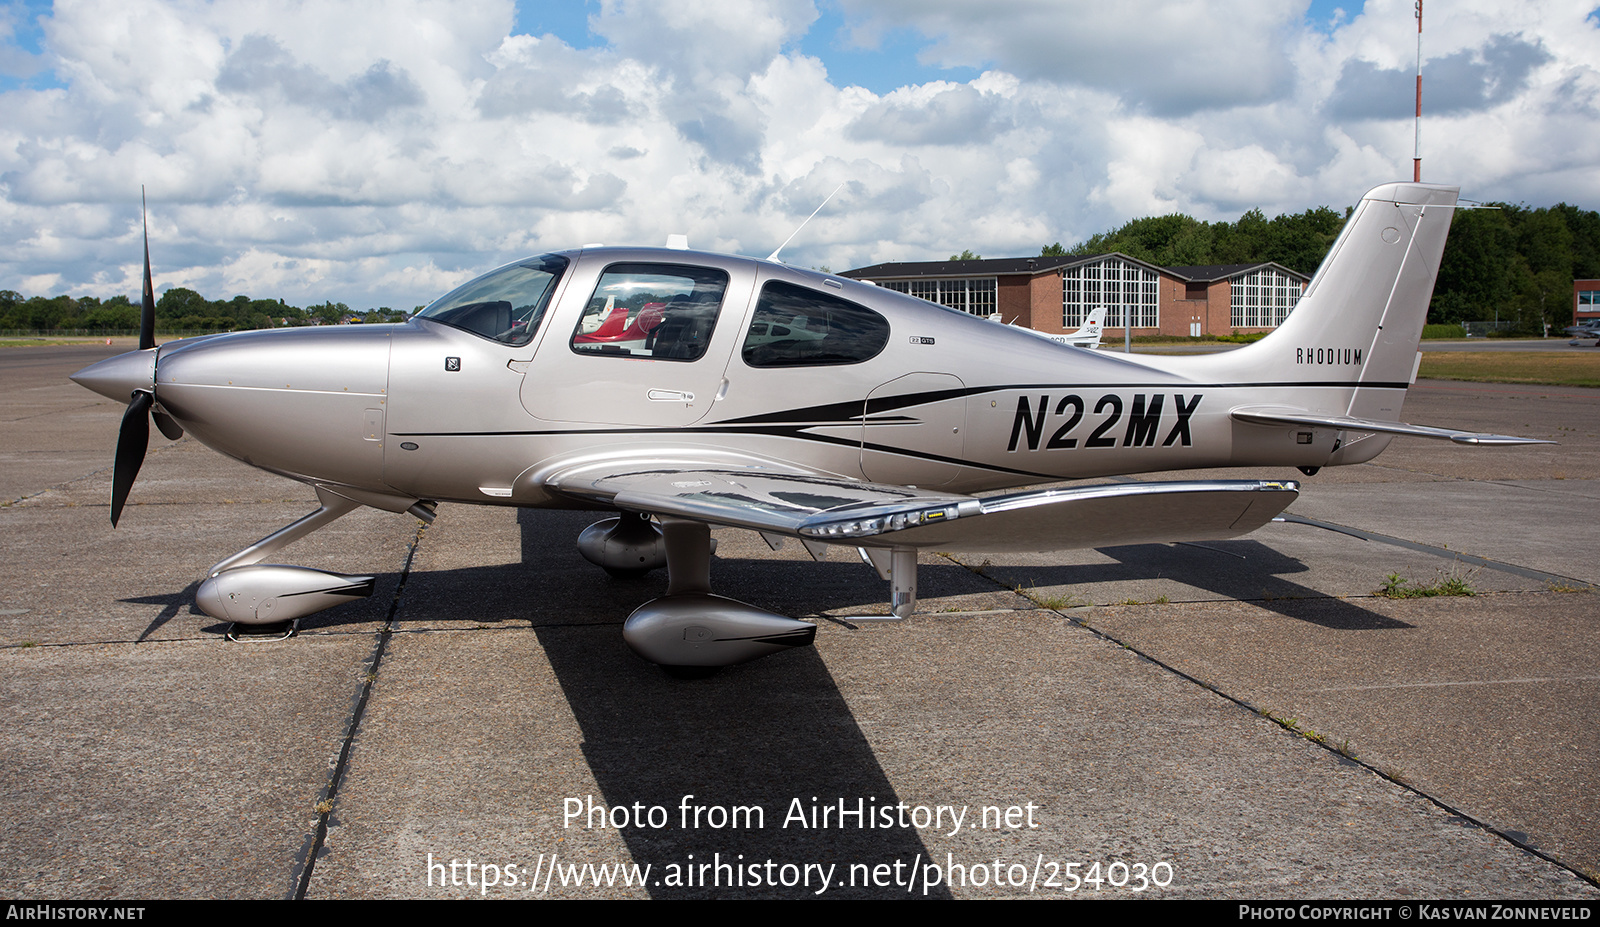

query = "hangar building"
[1575, 279, 1600, 329]
[840, 254, 1311, 339]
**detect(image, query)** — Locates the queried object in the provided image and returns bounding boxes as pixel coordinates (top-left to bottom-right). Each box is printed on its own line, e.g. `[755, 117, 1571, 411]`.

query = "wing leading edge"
[546, 463, 1299, 553]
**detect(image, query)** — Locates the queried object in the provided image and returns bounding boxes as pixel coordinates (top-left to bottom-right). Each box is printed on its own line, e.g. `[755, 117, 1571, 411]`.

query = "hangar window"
[741, 281, 890, 368]
[571, 263, 728, 361]
[1230, 268, 1304, 328]
[880, 277, 997, 317]
[415, 254, 567, 346]
[1063, 258, 1158, 329]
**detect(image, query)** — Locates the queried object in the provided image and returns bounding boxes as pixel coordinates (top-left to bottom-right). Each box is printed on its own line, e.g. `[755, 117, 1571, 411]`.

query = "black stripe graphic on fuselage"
[715, 380, 1408, 427]
[392, 381, 1400, 482]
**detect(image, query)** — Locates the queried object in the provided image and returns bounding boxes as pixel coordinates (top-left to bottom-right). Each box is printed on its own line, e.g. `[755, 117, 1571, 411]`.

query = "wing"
[1230, 406, 1553, 446]
[545, 459, 1299, 552]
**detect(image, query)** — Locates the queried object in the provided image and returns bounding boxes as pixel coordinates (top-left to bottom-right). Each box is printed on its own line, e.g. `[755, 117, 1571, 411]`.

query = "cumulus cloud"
[1326, 34, 1552, 120]
[835, 0, 1300, 115]
[586, 0, 817, 170]
[590, 0, 816, 83]
[477, 34, 634, 124]
[846, 82, 1012, 145]
[217, 34, 424, 121]
[0, 0, 1595, 309]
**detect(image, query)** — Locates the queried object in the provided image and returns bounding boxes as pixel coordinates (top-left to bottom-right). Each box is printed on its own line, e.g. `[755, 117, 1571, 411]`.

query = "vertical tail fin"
[1078, 306, 1105, 338]
[1225, 182, 1458, 413]
[1215, 183, 1547, 453]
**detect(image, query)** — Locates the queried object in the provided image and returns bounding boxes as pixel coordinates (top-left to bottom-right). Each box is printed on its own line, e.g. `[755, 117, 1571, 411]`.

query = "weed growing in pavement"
[1376, 569, 1476, 599]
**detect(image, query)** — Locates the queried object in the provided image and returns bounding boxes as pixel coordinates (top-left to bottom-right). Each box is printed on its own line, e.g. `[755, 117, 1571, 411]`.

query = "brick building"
[1575, 279, 1600, 328]
[841, 254, 1311, 338]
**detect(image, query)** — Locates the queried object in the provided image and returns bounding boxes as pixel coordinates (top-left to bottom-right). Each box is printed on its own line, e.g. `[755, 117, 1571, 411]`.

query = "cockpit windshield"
[414, 254, 568, 346]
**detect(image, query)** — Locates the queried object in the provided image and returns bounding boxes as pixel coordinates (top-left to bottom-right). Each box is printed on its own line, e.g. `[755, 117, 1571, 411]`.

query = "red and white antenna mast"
[1413, 0, 1423, 182]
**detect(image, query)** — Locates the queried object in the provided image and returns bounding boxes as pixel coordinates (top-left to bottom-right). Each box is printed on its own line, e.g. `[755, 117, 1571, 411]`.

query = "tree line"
[6, 198, 1598, 336]
[1043, 200, 1600, 333]
[0, 286, 410, 332]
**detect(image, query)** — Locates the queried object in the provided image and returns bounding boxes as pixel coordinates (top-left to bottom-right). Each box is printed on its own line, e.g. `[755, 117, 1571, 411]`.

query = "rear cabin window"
[570, 263, 728, 362]
[741, 281, 890, 368]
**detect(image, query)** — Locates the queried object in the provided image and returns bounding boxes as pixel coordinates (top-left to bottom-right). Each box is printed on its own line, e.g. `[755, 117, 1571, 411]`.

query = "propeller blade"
[152, 407, 184, 440]
[111, 391, 153, 527]
[139, 187, 156, 352]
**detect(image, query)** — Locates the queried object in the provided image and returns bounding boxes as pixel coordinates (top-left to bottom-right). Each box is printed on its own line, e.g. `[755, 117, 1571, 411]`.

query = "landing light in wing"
[800, 504, 965, 539]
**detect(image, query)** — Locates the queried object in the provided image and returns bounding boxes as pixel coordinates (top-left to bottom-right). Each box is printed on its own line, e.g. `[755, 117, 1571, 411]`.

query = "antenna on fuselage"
[767, 182, 845, 262]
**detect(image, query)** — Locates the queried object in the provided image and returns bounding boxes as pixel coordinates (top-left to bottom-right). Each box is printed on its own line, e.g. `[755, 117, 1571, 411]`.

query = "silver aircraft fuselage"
[145, 252, 1361, 507]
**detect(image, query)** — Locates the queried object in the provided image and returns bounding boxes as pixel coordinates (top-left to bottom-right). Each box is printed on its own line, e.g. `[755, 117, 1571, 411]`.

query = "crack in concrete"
[944, 551, 1600, 893]
[288, 520, 428, 900]
[1277, 513, 1597, 589]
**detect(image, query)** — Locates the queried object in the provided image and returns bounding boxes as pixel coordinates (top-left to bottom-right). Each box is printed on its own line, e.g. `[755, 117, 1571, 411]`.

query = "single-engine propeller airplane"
[73, 182, 1547, 675]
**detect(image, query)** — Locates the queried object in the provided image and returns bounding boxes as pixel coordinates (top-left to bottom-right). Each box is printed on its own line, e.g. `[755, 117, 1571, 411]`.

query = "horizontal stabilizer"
[1230, 407, 1553, 446]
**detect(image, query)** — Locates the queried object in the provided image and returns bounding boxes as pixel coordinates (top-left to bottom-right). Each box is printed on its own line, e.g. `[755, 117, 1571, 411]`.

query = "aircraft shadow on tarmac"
[123, 580, 202, 642]
[988, 540, 1413, 631]
[507, 508, 954, 899]
[131, 507, 1408, 639]
[114, 516, 949, 896]
[119, 507, 1400, 897]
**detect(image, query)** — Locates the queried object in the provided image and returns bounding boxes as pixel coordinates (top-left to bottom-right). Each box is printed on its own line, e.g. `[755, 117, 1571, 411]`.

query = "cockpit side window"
[741, 280, 890, 368]
[571, 263, 729, 362]
[414, 255, 568, 347]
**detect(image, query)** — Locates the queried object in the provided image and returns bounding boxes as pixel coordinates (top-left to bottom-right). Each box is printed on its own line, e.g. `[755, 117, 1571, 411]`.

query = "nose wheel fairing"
[198, 564, 375, 624]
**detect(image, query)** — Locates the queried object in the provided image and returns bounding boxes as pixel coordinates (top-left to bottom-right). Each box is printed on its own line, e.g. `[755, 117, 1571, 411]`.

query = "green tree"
[1426, 201, 1600, 331]
[1432, 206, 1514, 324]
[1259, 206, 1346, 275]
[306, 301, 350, 325]
[1059, 203, 1348, 276]
[82, 296, 140, 329]
[156, 287, 209, 325]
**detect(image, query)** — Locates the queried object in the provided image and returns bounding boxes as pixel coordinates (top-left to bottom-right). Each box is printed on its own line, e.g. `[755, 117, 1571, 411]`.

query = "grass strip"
[1419, 351, 1600, 388]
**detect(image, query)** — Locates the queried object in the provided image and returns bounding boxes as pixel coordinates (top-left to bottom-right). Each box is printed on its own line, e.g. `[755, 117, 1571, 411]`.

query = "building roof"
[1164, 262, 1309, 283]
[843, 254, 1308, 283]
[840, 255, 1096, 279]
